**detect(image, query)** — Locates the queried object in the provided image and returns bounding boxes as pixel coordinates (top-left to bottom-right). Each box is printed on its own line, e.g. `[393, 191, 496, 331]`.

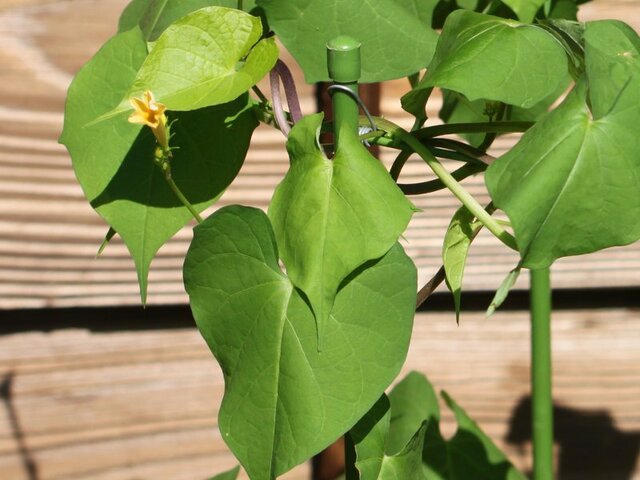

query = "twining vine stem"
[375, 117, 518, 251]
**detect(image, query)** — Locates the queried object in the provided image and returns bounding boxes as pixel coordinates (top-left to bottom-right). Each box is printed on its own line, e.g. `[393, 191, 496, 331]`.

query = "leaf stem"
[251, 85, 268, 104]
[155, 150, 203, 224]
[398, 163, 484, 195]
[165, 174, 203, 224]
[414, 121, 532, 139]
[376, 117, 518, 251]
[237, 0, 243, 10]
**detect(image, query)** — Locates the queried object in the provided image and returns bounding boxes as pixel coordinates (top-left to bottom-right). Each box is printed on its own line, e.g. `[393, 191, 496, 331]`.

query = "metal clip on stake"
[327, 84, 378, 146]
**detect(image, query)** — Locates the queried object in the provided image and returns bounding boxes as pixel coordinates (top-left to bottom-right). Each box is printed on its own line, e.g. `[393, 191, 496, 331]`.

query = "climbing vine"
[61, 0, 640, 478]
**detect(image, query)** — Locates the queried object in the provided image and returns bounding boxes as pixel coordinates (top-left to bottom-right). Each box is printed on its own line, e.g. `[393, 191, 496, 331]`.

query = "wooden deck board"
[0, 0, 639, 308]
[0, 0, 639, 478]
[1, 309, 639, 478]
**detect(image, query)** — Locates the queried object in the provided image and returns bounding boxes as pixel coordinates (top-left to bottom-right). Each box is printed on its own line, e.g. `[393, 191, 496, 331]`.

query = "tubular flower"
[128, 91, 169, 150]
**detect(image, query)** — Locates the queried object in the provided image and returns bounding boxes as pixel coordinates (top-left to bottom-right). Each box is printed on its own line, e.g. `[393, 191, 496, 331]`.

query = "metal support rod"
[530, 267, 554, 479]
[327, 36, 361, 148]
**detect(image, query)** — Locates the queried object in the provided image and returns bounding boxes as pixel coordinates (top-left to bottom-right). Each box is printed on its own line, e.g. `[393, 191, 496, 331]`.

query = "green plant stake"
[530, 267, 554, 479]
[327, 36, 361, 147]
[328, 35, 360, 479]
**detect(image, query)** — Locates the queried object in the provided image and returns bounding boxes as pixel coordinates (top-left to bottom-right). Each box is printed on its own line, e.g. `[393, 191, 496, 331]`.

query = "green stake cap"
[327, 36, 361, 83]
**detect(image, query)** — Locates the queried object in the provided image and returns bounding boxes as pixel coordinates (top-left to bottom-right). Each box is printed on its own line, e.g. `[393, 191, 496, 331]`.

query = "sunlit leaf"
[486, 20, 640, 268]
[269, 114, 416, 344]
[60, 28, 257, 301]
[408, 11, 567, 109]
[116, 7, 277, 113]
[443, 206, 481, 322]
[256, 0, 439, 83]
[349, 396, 428, 480]
[501, 0, 545, 23]
[118, 0, 258, 40]
[184, 206, 417, 478]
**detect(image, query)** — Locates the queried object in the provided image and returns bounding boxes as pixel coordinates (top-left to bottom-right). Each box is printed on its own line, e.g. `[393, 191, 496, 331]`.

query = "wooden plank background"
[0, 1, 639, 479]
[1, 309, 640, 479]
[0, 0, 638, 308]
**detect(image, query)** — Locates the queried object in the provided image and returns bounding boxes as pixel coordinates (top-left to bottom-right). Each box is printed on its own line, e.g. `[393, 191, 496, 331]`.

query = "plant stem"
[156, 152, 203, 224]
[165, 173, 203, 224]
[398, 163, 484, 195]
[414, 121, 532, 139]
[377, 117, 518, 250]
[251, 85, 268, 104]
[390, 149, 412, 181]
[530, 267, 554, 480]
[237, 0, 243, 10]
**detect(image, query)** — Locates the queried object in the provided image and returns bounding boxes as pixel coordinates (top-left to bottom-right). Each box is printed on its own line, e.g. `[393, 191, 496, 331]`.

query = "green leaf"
[538, 20, 585, 79]
[268, 114, 416, 345]
[501, 0, 545, 23]
[410, 11, 568, 109]
[387, 371, 439, 456]
[486, 265, 521, 317]
[439, 91, 488, 147]
[443, 206, 481, 322]
[208, 466, 240, 480]
[349, 396, 428, 480]
[401, 86, 432, 124]
[60, 28, 257, 301]
[439, 75, 570, 147]
[96, 227, 117, 256]
[123, 7, 277, 112]
[486, 20, 640, 268]
[434, 392, 528, 480]
[118, 0, 258, 41]
[256, 0, 440, 83]
[184, 206, 417, 479]
[377, 372, 526, 479]
[118, 0, 150, 32]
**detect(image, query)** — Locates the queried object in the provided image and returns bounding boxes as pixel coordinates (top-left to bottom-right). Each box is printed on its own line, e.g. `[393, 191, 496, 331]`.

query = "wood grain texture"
[0, 1, 639, 479]
[1, 309, 639, 479]
[0, 0, 638, 308]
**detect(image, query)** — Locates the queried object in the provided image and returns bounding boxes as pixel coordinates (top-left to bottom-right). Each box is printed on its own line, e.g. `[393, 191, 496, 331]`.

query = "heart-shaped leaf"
[408, 11, 568, 109]
[349, 395, 428, 480]
[386, 372, 526, 480]
[118, 0, 258, 41]
[60, 28, 257, 301]
[119, 7, 277, 113]
[501, 0, 545, 23]
[486, 20, 640, 268]
[269, 114, 416, 344]
[184, 206, 417, 479]
[387, 371, 440, 457]
[256, 0, 440, 83]
[427, 391, 527, 479]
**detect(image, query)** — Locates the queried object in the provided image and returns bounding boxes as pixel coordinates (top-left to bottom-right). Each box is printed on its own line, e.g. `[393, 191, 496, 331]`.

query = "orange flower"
[128, 91, 169, 149]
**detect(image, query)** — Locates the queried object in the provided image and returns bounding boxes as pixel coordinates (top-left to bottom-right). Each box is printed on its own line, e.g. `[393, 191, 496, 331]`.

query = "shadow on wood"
[1, 373, 39, 480]
[506, 396, 640, 479]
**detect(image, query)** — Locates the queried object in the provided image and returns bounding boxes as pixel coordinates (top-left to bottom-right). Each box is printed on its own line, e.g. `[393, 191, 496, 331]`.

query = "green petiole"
[155, 149, 203, 224]
[375, 117, 518, 251]
[414, 121, 532, 139]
